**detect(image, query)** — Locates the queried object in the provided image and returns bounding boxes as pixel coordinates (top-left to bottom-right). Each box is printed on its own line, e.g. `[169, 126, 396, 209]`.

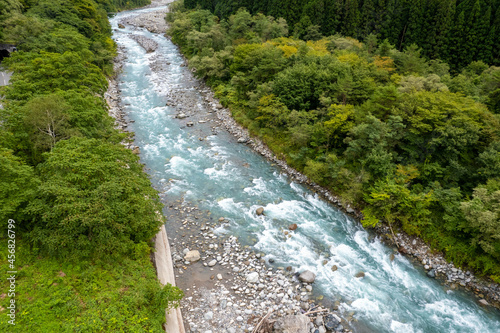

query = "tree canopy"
[184, 0, 500, 72]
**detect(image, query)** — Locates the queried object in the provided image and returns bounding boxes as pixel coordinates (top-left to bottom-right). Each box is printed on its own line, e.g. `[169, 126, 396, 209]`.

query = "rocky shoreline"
[107, 2, 500, 333]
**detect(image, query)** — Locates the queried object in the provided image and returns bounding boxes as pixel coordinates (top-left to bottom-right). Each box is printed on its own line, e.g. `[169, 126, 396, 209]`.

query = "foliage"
[4, 51, 108, 100]
[461, 180, 500, 259]
[0, 149, 39, 230]
[27, 137, 164, 259]
[362, 165, 434, 236]
[0, 1, 181, 331]
[184, 0, 500, 72]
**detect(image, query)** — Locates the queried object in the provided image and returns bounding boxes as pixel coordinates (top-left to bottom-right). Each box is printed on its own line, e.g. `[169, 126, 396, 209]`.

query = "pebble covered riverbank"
[107, 1, 500, 332]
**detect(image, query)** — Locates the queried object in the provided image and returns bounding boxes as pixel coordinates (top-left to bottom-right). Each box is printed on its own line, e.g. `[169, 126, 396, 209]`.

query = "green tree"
[393, 43, 428, 75]
[461, 180, 500, 259]
[362, 165, 434, 237]
[255, 94, 290, 127]
[22, 94, 78, 152]
[0, 0, 23, 41]
[4, 51, 107, 100]
[0, 148, 39, 230]
[27, 138, 164, 259]
[345, 115, 405, 179]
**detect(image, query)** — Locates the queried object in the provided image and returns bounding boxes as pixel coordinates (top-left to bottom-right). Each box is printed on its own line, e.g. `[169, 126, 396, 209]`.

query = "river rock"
[331, 265, 338, 272]
[186, 121, 194, 127]
[208, 259, 217, 267]
[355, 271, 365, 278]
[324, 314, 341, 330]
[184, 250, 201, 262]
[246, 272, 259, 283]
[298, 270, 316, 283]
[118, 23, 125, 29]
[288, 223, 298, 231]
[427, 269, 436, 278]
[346, 207, 355, 214]
[256, 207, 264, 215]
[273, 314, 309, 333]
[479, 299, 489, 306]
[177, 113, 188, 119]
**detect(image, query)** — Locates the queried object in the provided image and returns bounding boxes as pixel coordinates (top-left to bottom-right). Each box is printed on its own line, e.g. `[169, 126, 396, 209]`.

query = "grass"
[0, 237, 179, 332]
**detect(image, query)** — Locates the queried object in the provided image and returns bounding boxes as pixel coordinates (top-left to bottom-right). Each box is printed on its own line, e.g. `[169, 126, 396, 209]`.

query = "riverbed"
[109, 2, 500, 332]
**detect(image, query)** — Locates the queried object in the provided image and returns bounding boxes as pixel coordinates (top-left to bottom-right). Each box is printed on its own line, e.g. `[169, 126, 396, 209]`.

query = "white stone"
[246, 272, 259, 283]
[298, 270, 316, 283]
[184, 250, 201, 262]
[204, 311, 213, 320]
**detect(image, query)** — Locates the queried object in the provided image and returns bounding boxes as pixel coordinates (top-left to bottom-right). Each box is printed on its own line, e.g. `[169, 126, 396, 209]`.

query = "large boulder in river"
[273, 314, 309, 333]
[288, 223, 298, 231]
[298, 270, 316, 283]
[184, 250, 200, 262]
[256, 207, 264, 216]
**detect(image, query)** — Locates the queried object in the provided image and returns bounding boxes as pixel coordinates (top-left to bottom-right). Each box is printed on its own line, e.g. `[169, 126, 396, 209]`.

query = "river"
[110, 4, 500, 333]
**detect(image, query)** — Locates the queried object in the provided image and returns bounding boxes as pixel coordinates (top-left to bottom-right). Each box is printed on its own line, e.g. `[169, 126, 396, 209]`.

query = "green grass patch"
[0, 238, 182, 332]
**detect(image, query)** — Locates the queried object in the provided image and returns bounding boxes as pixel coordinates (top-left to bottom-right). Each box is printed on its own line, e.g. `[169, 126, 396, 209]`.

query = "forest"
[183, 0, 500, 72]
[166, 1, 500, 281]
[0, 0, 182, 331]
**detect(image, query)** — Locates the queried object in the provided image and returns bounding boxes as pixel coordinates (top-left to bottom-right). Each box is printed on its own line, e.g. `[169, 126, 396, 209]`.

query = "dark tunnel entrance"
[0, 44, 16, 63]
[0, 49, 10, 63]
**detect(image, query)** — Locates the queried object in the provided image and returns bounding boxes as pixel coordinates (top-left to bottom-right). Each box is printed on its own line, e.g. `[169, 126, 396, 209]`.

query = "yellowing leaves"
[278, 44, 298, 58]
[324, 104, 355, 135]
[337, 52, 363, 66]
[306, 39, 329, 56]
[374, 56, 395, 72]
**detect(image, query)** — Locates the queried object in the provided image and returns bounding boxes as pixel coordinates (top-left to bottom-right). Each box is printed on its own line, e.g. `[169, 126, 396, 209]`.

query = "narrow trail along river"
[111, 3, 500, 332]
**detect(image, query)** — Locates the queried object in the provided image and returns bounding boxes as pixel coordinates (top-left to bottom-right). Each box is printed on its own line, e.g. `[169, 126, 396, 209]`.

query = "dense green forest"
[166, 1, 500, 281]
[0, 0, 182, 330]
[183, 0, 500, 72]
